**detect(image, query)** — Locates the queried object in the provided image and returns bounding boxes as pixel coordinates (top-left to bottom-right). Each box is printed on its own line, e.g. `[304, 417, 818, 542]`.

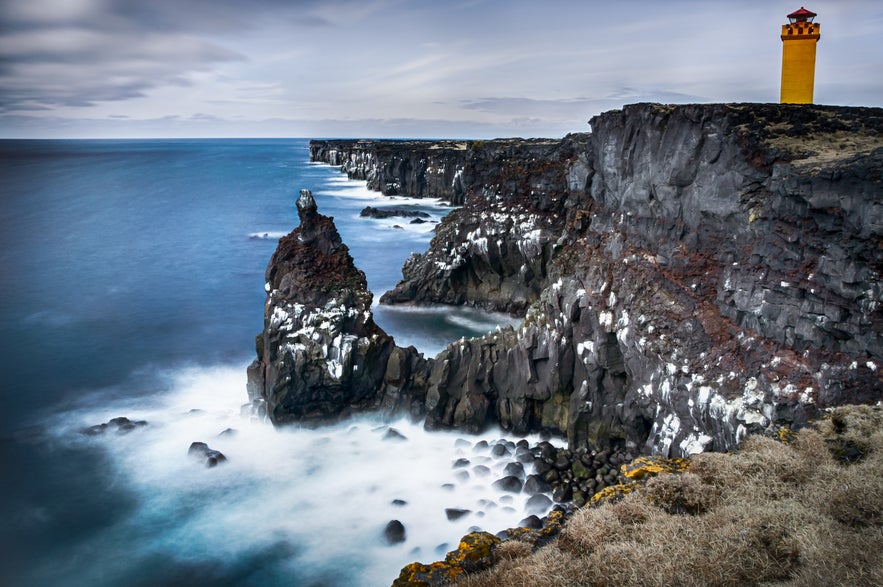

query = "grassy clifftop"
[452, 404, 883, 587]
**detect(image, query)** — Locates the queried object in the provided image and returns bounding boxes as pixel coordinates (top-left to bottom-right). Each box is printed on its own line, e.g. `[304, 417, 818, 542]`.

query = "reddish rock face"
[292, 104, 882, 456]
[246, 189, 429, 425]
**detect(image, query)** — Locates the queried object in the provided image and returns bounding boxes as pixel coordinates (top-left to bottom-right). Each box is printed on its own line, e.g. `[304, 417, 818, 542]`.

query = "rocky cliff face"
[380, 137, 589, 315]
[246, 190, 429, 424]
[309, 139, 469, 204]
[264, 103, 882, 458]
[382, 103, 882, 455]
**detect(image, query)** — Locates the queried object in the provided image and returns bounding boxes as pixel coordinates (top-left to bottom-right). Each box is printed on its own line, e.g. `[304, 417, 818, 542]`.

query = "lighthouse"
[780, 7, 821, 104]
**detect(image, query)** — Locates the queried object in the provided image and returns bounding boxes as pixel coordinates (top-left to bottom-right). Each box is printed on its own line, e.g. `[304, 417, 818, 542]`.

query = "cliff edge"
[284, 103, 882, 457]
[379, 103, 882, 455]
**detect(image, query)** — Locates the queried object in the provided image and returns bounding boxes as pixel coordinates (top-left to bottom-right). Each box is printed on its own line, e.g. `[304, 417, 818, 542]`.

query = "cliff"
[309, 139, 470, 204]
[289, 103, 882, 457]
[380, 137, 589, 315]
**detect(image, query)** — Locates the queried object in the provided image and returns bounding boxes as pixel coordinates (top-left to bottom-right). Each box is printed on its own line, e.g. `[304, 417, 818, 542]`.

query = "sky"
[1, 0, 881, 139]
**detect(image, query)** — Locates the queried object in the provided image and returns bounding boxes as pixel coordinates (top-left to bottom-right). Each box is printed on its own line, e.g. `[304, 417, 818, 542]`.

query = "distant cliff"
[309, 139, 469, 204]
[280, 103, 883, 457]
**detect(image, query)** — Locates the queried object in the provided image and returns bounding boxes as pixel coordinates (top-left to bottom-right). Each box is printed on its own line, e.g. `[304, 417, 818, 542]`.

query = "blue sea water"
[0, 139, 534, 586]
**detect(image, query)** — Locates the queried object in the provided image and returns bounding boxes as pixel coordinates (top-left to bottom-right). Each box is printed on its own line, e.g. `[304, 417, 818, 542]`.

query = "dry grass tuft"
[492, 540, 533, 562]
[454, 404, 883, 587]
[643, 471, 715, 514]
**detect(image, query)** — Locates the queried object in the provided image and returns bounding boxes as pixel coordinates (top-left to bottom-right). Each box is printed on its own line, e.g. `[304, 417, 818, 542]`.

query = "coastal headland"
[254, 102, 882, 456]
[248, 102, 883, 585]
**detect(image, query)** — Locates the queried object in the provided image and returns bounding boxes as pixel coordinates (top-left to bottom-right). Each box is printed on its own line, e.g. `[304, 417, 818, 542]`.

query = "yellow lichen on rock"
[501, 510, 567, 547]
[392, 532, 500, 587]
[589, 482, 639, 505]
[776, 426, 797, 444]
[446, 532, 500, 572]
[621, 456, 688, 481]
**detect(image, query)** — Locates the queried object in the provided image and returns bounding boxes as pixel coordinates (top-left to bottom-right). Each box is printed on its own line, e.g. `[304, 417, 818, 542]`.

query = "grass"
[455, 404, 883, 587]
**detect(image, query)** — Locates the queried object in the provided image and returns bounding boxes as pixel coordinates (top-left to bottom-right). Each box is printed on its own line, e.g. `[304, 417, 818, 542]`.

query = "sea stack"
[246, 189, 429, 424]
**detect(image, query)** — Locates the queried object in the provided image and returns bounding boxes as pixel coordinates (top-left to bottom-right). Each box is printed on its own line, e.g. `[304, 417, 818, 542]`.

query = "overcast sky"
[1, 0, 881, 139]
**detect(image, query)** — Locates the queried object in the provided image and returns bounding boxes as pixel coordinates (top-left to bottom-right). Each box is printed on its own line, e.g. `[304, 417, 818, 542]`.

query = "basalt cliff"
[252, 103, 882, 457]
[246, 189, 429, 423]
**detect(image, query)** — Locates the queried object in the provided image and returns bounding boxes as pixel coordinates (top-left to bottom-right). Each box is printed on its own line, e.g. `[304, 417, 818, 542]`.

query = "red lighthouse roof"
[787, 7, 817, 21]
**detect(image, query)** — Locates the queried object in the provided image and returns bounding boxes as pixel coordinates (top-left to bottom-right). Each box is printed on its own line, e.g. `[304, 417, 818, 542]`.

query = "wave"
[248, 231, 289, 240]
[445, 311, 521, 333]
[48, 362, 560, 586]
[319, 180, 451, 210]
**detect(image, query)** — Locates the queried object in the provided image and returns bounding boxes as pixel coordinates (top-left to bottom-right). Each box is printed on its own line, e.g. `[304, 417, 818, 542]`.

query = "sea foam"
[53, 363, 561, 586]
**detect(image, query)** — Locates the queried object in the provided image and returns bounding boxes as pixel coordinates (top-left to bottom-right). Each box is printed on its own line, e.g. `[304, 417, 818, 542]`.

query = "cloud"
[1, 1, 881, 138]
[462, 97, 597, 118]
[0, 112, 582, 140]
[0, 0, 384, 112]
[460, 89, 708, 121]
[0, 8, 245, 111]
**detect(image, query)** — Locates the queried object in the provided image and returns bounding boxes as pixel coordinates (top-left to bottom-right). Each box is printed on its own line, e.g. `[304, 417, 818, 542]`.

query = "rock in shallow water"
[246, 189, 431, 426]
[445, 508, 471, 521]
[80, 416, 147, 436]
[384, 520, 406, 545]
[518, 514, 543, 529]
[523, 474, 553, 496]
[492, 475, 523, 493]
[503, 461, 525, 479]
[188, 442, 227, 468]
[525, 493, 553, 515]
[383, 427, 408, 442]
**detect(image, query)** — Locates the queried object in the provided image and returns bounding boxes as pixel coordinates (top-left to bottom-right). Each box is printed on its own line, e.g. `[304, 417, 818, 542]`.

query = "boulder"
[384, 520, 406, 545]
[445, 508, 471, 521]
[492, 475, 523, 493]
[359, 206, 430, 220]
[188, 442, 227, 468]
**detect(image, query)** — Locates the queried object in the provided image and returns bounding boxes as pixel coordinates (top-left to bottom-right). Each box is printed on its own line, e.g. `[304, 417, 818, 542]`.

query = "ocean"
[0, 139, 546, 586]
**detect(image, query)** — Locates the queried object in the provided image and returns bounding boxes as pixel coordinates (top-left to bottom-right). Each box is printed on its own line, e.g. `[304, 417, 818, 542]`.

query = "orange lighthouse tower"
[780, 7, 821, 104]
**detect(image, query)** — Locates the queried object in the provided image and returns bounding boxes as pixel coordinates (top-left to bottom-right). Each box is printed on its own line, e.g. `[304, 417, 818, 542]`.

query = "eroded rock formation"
[309, 139, 469, 204]
[380, 137, 587, 315]
[379, 103, 883, 456]
[246, 189, 429, 423]
[274, 103, 882, 457]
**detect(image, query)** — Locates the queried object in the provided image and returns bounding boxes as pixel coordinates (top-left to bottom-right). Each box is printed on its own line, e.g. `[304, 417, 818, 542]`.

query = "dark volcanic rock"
[360, 206, 430, 220]
[294, 104, 882, 460]
[383, 427, 408, 441]
[523, 474, 553, 496]
[384, 520, 406, 544]
[503, 461, 525, 479]
[246, 189, 431, 425]
[518, 514, 543, 529]
[380, 137, 585, 316]
[370, 104, 882, 456]
[81, 416, 147, 436]
[445, 508, 471, 521]
[492, 475, 523, 493]
[525, 493, 553, 514]
[310, 139, 468, 204]
[188, 442, 227, 468]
